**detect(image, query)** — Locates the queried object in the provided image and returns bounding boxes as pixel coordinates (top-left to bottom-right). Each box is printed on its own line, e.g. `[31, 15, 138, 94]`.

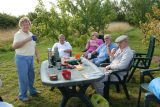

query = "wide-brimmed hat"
[115, 35, 128, 43]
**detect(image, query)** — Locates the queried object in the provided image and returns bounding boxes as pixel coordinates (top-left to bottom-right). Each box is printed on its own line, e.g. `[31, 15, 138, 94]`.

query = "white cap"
[115, 35, 128, 43]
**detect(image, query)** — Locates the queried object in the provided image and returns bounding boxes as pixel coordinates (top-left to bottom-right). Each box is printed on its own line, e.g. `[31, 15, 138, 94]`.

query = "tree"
[118, 0, 159, 25]
[30, 0, 117, 48]
[0, 13, 18, 29]
[140, 5, 160, 43]
[60, 0, 116, 34]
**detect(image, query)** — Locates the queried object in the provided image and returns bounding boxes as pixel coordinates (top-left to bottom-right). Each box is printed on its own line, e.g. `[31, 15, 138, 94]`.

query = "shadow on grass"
[13, 94, 59, 107]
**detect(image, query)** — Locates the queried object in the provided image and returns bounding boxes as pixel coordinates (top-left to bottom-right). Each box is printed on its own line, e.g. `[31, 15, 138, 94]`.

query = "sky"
[0, 0, 55, 16]
[0, 0, 120, 17]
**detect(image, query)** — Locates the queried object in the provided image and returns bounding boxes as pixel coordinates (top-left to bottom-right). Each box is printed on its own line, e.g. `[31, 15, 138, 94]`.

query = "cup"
[88, 53, 92, 59]
[57, 62, 61, 70]
[62, 70, 71, 80]
[49, 74, 58, 81]
[32, 35, 37, 41]
[75, 54, 81, 59]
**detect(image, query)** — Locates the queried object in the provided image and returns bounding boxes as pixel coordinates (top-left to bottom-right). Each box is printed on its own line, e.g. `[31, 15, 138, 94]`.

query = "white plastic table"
[40, 57, 104, 107]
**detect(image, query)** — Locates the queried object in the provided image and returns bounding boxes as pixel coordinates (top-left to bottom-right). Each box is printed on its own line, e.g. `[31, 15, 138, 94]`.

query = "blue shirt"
[96, 43, 117, 62]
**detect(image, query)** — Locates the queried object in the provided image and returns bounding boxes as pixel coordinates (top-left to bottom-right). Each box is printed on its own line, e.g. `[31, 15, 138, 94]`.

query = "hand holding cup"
[32, 35, 37, 41]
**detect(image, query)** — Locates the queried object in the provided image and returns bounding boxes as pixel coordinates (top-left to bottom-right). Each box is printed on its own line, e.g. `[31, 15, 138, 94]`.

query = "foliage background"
[0, 0, 159, 48]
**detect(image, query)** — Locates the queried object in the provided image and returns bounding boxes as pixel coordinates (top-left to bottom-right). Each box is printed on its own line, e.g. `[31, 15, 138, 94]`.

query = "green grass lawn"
[0, 27, 160, 107]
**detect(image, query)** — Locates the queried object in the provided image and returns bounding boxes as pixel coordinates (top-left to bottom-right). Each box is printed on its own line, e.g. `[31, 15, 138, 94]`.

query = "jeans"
[15, 55, 37, 100]
[92, 71, 126, 96]
[92, 58, 102, 67]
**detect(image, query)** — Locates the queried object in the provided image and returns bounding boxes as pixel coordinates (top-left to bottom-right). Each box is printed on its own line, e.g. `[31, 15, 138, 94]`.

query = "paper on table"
[82, 72, 104, 79]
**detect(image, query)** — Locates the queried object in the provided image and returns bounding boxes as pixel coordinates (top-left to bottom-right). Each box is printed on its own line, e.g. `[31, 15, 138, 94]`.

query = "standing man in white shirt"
[93, 35, 134, 96]
[12, 16, 40, 101]
[52, 34, 72, 58]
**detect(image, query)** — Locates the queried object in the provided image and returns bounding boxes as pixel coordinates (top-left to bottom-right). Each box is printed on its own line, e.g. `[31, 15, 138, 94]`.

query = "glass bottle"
[48, 48, 53, 68]
[54, 47, 61, 62]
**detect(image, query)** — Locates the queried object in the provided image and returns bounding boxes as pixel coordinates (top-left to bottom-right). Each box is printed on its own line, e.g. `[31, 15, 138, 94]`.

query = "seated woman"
[52, 34, 72, 58]
[83, 32, 103, 58]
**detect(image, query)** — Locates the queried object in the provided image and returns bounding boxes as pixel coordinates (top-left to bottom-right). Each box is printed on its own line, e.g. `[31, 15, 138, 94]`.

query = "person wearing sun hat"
[92, 35, 134, 96]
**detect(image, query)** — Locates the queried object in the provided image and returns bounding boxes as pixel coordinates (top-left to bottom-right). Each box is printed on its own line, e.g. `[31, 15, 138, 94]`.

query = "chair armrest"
[111, 69, 128, 73]
[104, 69, 127, 84]
[140, 67, 160, 83]
[141, 68, 160, 76]
[136, 52, 147, 56]
[99, 63, 110, 67]
[133, 57, 152, 68]
[134, 57, 152, 60]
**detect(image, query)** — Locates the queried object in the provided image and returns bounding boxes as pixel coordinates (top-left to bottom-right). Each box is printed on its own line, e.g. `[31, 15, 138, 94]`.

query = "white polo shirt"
[52, 41, 72, 58]
[13, 29, 36, 56]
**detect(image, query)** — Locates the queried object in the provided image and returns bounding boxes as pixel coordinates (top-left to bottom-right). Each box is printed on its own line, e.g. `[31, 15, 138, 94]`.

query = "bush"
[0, 13, 18, 29]
[140, 6, 160, 44]
[68, 34, 89, 48]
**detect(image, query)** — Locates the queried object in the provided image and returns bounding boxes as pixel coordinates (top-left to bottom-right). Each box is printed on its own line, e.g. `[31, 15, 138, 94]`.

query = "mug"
[32, 35, 37, 41]
[62, 70, 71, 80]
[88, 53, 92, 59]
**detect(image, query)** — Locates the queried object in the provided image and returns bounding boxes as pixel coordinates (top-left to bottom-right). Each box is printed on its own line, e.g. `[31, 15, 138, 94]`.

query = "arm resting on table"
[135, 53, 147, 57]
[99, 63, 110, 67]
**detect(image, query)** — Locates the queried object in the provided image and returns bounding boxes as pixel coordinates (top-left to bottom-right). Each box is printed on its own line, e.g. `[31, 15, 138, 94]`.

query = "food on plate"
[75, 65, 83, 71]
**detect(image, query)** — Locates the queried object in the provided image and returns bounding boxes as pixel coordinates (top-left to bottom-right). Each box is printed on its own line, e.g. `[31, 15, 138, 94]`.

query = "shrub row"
[0, 13, 18, 29]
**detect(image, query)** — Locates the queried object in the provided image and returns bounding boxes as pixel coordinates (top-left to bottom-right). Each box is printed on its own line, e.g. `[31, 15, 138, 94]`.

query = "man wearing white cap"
[93, 35, 133, 95]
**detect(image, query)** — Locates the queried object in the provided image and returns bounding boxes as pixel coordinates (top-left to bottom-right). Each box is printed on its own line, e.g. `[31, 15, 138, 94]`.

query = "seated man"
[92, 35, 134, 95]
[91, 34, 117, 66]
[83, 32, 103, 58]
[52, 34, 72, 58]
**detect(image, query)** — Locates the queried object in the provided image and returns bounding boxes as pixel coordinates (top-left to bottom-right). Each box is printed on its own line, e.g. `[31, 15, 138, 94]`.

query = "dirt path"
[0, 28, 18, 42]
[152, 56, 160, 64]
